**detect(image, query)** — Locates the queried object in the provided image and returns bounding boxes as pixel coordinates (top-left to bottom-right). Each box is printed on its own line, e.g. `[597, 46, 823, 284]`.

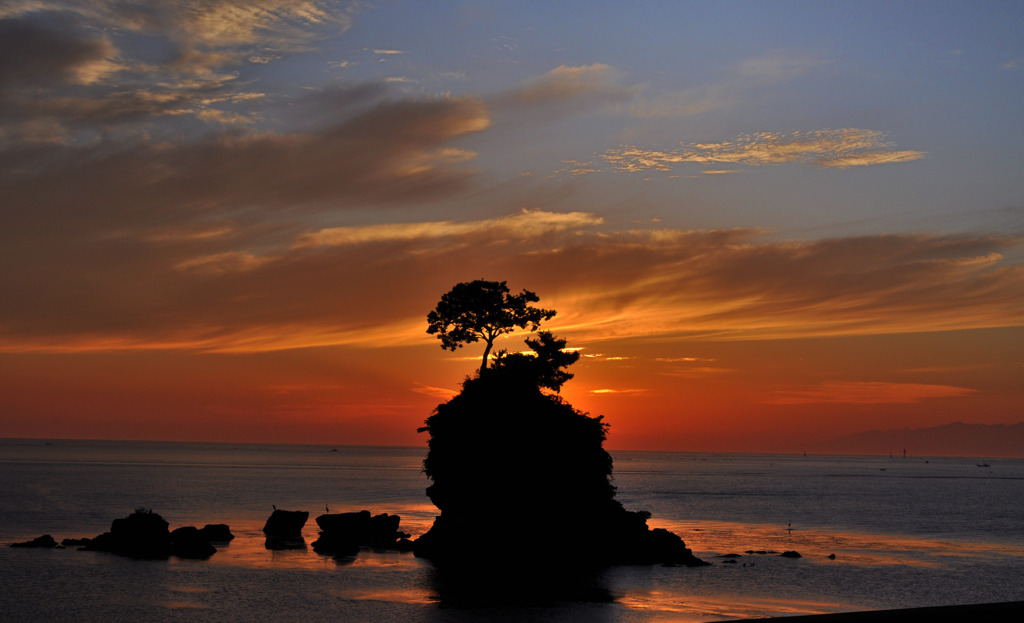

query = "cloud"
[411, 384, 458, 400]
[2, 1, 350, 49]
[0, 93, 491, 236]
[536, 230, 1023, 343]
[494, 64, 634, 118]
[1, 202, 1021, 355]
[0, 2, 357, 140]
[175, 251, 274, 275]
[764, 381, 979, 405]
[0, 17, 121, 89]
[296, 209, 603, 248]
[603, 129, 925, 172]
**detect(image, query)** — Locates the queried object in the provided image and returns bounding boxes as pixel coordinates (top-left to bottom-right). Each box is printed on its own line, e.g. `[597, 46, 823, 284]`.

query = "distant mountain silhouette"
[820, 421, 1024, 458]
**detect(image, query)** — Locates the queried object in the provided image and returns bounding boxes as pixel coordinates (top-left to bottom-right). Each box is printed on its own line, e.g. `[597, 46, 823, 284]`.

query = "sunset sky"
[1, 1, 1022, 452]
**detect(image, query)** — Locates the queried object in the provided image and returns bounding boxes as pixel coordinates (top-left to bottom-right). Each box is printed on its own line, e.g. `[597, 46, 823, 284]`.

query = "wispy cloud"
[603, 129, 925, 172]
[764, 381, 979, 405]
[494, 64, 634, 119]
[2, 210, 1020, 354]
[296, 209, 603, 248]
[411, 383, 458, 400]
[542, 230, 1022, 343]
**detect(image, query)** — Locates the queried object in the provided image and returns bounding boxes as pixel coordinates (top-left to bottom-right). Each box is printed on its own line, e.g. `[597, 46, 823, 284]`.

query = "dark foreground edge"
[746, 601, 1024, 622]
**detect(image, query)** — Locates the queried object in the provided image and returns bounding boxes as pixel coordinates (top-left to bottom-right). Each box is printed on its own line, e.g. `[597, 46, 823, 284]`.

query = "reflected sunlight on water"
[4, 441, 1022, 621]
[618, 592, 859, 621]
[340, 588, 438, 605]
[649, 518, 1024, 569]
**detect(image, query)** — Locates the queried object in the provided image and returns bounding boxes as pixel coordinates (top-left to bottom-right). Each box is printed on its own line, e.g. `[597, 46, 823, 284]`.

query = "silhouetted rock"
[10, 534, 59, 548]
[780, 550, 802, 558]
[83, 509, 172, 558]
[170, 526, 216, 559]
[413, 367, 707, 570]
[198, 524, 234, 542]
[312, 510, 412, 556]
[262, 508, 308, 537]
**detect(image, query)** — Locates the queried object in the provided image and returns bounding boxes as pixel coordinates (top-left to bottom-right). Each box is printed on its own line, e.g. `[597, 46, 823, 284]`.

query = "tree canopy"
[493, 331, 581, 392]
[426, 280, 555, 375]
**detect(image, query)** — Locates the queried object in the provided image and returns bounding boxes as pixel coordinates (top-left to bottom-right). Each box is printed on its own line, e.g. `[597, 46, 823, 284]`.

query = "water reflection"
[617, 592, 856, 621]
[650, 518, 1024, 569]
[425, 560, 615, 607]
[264, 536, 307, 551]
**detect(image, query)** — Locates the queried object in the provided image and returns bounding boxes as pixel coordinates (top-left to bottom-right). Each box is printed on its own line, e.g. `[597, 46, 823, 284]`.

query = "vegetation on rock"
[415, 281, 706, 571]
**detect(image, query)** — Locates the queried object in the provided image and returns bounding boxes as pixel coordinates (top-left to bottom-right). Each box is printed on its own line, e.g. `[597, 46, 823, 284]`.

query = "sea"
[1, 439, 1022, 622]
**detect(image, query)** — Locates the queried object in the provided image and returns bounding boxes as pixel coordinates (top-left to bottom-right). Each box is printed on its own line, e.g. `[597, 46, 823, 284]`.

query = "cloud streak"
[764, 381, 979, 405]
[603, 129, 925, 172]
[296, 209, 603, 248]
[1, 209, 1020, 353]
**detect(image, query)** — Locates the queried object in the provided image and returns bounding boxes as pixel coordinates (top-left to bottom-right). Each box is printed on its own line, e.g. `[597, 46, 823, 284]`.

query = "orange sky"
[1, 2, 1022, 453]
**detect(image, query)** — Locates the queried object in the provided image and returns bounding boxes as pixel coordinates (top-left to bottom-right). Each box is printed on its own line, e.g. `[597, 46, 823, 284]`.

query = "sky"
[1, 1, 1022, 452]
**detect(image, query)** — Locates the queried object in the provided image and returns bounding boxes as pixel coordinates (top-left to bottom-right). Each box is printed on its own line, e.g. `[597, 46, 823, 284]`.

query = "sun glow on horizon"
[0, 2, 1021, 452]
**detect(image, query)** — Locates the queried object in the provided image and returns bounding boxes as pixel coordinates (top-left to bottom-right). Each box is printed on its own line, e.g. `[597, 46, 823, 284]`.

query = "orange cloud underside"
[1, 213, 1021, 451]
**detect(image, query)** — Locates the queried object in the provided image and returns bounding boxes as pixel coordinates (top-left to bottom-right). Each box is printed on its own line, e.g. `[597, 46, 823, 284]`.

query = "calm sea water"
[1, 439, 1022, 621]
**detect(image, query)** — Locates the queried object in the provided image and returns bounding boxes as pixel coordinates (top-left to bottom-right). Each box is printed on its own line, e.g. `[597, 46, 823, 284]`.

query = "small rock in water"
[82, 508, 172, 558]
[263, 508, 309, 537]
[780, 550, 802, 558]
[170, 526, 217, 559]
[312, 510, 412, 556]
[10, 535, 59, 548]
[198, 524, 234, 542]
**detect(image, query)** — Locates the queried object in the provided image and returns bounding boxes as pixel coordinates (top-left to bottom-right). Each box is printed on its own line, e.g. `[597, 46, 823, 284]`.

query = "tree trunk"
[480, 339, 493, 375]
